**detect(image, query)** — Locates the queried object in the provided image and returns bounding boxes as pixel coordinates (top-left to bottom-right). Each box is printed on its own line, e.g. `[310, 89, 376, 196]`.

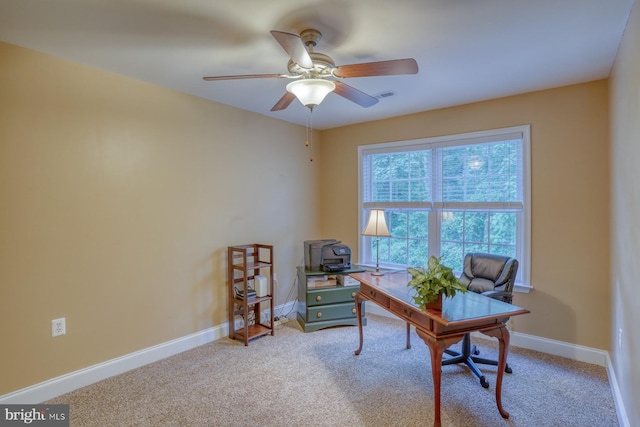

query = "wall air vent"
[373, 91, 396, 99]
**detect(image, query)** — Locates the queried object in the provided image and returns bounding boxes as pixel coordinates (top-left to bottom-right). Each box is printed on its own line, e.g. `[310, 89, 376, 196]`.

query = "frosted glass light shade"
[286, 79, 336, 108]
[362, 209, 391, 237]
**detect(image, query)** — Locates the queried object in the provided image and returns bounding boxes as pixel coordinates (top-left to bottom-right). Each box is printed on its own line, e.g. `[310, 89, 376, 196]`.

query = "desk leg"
[482, 325, 511, 419]
[354, 294, 365, 356]
[416, 329, 463, 427]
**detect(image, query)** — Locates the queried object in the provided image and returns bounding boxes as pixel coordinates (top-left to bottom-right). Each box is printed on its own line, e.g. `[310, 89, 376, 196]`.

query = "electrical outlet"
[52, 318, 66, 337]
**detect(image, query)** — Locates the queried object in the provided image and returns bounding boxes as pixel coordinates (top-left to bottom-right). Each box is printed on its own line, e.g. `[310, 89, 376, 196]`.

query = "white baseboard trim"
[508, 331, 608, 366]
[0, 300, 299, 405]
[605, 353, 631, 427]
[0, 323, 227, 404]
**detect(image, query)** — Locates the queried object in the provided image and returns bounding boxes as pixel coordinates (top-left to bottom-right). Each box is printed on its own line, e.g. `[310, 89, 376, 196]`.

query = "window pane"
[372, 181, 389, 202]
[372, 155, 390, 180]
[391, 153, 410, 179]
[392, 181, 409, 202]
[490, 213, 516, 245]
[441, 211, 462, 241]
[385, 210, 430, 266]
[410, 180, 428, 201]
[408, 239, 428, 267]
[408, 211, 428, 238]
[442, 147, 464, 177]
[389, 211, 407, 238]
[466, 145, 488, 176]
[466, 178, 489, 202]
[441, 242, 463, 272]
[409, 152, 428, 178]
[442, 178, 463, 201]
[389, 237, 408, 264]
[465, 212, 489, 243]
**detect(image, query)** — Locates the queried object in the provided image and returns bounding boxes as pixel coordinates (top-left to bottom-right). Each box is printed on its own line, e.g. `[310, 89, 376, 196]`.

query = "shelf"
[231, 324, 272, 341]
[228, 244, 275, 346]
[231, 261, 272, 271]
[233, 295, 272, 305]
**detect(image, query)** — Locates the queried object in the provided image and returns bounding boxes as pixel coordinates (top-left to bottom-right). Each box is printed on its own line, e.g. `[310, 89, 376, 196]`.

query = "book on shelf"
[234, 287, 257, 299]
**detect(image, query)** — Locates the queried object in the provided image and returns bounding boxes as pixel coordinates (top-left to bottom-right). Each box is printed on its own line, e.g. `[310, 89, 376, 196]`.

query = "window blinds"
[361, 131, 524, 212]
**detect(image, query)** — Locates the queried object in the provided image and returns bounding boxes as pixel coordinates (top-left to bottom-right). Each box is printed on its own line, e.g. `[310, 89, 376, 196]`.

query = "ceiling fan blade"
[333, 81, 378, 108]
[203, 73, 286, 81]
[270, 30, 314, 69]
[270, 92, 296, 111]
[333, 58, 419, 78]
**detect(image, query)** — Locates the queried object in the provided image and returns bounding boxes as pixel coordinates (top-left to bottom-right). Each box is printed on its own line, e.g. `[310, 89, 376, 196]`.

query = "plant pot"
[424, 294, 443, 311]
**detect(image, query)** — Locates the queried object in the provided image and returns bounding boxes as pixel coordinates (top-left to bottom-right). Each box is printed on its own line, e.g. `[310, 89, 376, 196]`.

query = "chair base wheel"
[505, 365, 512, 374]
[480, 377, 490, 388]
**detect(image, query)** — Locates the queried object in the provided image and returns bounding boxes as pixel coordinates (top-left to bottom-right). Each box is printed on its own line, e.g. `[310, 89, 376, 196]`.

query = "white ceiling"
[0, 0, 634, 129]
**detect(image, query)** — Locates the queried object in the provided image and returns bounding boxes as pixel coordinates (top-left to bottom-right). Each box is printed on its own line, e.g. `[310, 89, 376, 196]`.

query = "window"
[359, 126, 531, 289]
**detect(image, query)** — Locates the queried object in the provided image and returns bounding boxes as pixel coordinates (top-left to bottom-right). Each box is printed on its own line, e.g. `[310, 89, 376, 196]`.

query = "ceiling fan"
[203, 29, 419, 111]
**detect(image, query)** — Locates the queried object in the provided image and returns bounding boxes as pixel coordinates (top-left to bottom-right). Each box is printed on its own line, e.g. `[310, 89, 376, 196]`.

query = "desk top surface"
[351, 271, 529, 326]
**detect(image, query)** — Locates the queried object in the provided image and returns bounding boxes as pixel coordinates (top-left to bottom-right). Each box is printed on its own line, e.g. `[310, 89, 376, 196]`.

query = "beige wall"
[610, 0, 640, 424]
[320, 81, 611, 350]
[0, 42, 321, 395]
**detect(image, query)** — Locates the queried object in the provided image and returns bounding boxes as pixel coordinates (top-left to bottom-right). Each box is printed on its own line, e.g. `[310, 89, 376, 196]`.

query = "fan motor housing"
[288, 52, 335, 77]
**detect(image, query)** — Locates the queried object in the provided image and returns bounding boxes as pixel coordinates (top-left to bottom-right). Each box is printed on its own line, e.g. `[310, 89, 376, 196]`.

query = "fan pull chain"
[306, 111, 314, 162]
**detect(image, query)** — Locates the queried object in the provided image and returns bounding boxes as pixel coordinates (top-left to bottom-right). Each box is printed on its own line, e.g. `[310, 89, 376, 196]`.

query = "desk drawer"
[360, 284, 390, 308]
[389, 299, 431, 329]
[306, 286, 359, 307]
[305, 301, 362, 323]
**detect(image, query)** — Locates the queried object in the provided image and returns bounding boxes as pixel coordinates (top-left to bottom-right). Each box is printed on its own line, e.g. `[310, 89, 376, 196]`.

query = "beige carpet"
[47, 314, 618, 426]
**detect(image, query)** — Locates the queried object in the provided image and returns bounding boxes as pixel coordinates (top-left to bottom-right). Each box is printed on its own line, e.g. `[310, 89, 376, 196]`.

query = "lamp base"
[371, 272, 384, 276]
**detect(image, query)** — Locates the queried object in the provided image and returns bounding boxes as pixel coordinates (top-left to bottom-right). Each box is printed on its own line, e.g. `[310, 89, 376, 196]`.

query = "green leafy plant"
[407, 256, 467, 309]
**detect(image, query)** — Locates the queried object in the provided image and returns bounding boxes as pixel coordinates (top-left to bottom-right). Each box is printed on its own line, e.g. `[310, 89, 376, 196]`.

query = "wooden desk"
[351, 272, 530, 427]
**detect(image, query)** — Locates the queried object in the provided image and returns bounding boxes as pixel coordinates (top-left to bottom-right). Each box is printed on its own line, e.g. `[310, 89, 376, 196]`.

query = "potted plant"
[407, 256, 467, 310]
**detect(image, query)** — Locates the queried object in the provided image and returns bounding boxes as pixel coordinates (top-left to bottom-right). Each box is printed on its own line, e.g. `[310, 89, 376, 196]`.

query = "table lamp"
[361, 209, 391, 276]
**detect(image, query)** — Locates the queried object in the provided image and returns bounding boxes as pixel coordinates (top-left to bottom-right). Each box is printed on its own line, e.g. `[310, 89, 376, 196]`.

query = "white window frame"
[358, 125, 532, 292]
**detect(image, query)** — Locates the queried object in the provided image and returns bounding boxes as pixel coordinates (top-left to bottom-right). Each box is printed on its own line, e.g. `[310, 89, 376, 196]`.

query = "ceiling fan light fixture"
[286, 79, 336, 109]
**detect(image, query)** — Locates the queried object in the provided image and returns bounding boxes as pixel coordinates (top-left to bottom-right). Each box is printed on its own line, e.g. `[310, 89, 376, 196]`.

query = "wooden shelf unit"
[227, 244, 274, 346]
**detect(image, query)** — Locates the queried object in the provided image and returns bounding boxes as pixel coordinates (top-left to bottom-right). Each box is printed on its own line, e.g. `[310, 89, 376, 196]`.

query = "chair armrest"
[481, 290, 513, 304]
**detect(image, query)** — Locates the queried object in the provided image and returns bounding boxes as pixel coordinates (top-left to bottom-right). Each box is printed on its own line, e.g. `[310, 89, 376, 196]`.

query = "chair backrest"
[458, 253, 519, 297]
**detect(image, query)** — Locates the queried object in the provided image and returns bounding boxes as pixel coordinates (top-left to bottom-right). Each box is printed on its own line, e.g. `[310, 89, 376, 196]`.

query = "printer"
[304, 239, 352, 272]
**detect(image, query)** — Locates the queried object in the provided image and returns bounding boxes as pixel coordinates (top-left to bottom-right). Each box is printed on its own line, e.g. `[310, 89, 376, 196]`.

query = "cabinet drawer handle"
[351, 292, 356, 298]
[316, 312, 322, 318]
[369, 289, 377, 298]
[402, 308, 412, 318]
[316, 295, 322, 302]
[351, 308, 356, 314]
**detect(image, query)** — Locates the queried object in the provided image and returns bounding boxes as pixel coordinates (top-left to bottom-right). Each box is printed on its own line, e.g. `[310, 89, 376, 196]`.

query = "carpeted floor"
[47, 314, 618, 426]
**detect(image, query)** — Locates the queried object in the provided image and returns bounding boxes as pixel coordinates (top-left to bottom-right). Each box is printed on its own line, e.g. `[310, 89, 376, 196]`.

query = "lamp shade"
[362, 209, 391, 237]
[286, 79, 336, 108]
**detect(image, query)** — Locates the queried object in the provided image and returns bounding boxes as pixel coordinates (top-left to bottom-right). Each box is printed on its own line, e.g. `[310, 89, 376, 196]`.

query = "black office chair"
[442, 252, 519, 388]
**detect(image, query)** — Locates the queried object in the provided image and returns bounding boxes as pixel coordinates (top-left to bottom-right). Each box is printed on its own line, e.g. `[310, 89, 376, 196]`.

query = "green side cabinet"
[296, 266, 367, 332]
